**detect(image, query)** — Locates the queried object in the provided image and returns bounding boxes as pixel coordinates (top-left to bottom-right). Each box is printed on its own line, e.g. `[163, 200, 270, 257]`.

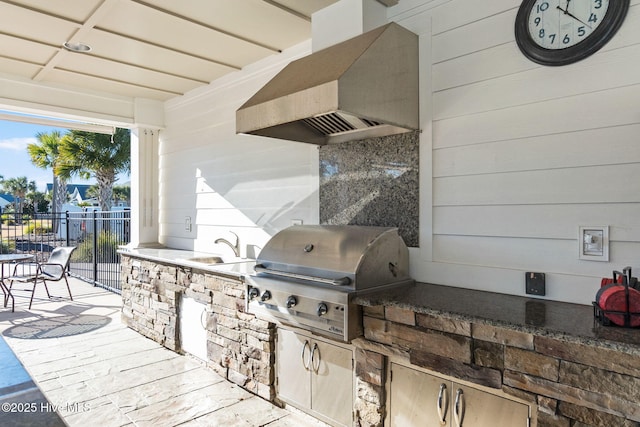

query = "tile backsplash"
[319, 131, 419, 247]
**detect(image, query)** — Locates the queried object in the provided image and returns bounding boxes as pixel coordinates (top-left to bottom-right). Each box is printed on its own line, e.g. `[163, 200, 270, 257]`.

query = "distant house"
[0, 193, 15, 213]
[69, 185, 95, 205]
[46, 183, 129, 208]
[46, 183, 96, 207]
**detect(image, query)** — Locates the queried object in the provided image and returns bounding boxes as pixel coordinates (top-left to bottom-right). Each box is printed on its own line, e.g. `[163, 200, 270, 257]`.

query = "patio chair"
[8, 246, 77, 309]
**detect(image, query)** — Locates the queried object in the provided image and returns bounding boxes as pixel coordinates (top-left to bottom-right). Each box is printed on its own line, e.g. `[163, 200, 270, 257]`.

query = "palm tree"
[1, 176, 36, 220]
[57, 128, 130, 211]
[24, 190, 49, 214]
[113, 185, 130, 206]
[86, 183, 131, 207]
[28, 131, 68, 221]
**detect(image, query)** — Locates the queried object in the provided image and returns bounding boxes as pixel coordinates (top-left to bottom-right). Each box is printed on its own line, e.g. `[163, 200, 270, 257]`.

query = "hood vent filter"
[303, 112, 382, 136]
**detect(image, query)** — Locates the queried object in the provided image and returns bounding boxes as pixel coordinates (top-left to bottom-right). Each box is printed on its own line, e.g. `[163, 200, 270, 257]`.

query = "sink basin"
[186, 256, 225, 264]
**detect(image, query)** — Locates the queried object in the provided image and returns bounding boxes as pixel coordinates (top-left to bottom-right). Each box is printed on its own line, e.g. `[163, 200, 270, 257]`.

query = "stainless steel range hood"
[236, 22, 419, 145]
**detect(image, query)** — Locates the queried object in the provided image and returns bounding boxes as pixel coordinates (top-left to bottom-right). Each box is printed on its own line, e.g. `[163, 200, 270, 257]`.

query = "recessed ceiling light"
[63, 41, 92, 53]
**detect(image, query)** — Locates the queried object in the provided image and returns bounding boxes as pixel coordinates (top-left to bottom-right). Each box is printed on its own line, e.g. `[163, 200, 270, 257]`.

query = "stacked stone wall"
[120, 256, 275, 401]
[354, 305, 640, 427]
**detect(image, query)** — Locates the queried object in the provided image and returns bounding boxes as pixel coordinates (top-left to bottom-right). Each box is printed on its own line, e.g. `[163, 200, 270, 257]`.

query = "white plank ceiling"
[0, 0, 338, 101]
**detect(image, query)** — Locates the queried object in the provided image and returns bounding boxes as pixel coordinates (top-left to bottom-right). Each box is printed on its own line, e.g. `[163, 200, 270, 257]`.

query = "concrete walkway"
[0, 275, 327, 426]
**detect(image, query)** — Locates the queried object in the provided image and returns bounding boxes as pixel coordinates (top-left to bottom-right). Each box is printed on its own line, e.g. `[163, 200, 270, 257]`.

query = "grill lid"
[255, 225, 410, 290]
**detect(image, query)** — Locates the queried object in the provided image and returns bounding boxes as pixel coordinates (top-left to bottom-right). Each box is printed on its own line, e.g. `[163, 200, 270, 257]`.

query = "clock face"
[515, 0, 629, 66]
[528, 0, 609, 49]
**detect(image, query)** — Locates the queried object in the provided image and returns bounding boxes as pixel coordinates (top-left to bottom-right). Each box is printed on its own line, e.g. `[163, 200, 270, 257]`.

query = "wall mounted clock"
[515, 0, 629, 66]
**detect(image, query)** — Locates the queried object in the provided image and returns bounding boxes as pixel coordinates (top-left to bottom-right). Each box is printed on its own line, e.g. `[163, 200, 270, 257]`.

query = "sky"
[0, 119, 129, 193]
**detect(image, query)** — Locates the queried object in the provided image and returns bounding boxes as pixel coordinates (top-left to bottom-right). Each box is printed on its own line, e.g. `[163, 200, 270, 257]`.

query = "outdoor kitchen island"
[117, 248, 277, 398]
[352, 283, 640, 427]
[119, 248, 640, 427]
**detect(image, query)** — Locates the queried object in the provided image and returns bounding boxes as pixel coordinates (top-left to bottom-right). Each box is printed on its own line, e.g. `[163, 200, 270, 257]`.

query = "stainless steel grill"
[246, 225, 413, 342]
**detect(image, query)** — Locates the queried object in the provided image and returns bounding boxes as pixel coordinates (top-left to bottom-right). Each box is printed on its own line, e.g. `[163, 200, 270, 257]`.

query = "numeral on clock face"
[528, 0, 609, 49]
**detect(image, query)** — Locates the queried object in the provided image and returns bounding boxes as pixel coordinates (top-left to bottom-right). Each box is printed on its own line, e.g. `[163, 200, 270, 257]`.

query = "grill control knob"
[261, 291, 272, 302]
[317, 302, 328, 317]
[248, 287, 260, 300]
[286, 296, 297, 308]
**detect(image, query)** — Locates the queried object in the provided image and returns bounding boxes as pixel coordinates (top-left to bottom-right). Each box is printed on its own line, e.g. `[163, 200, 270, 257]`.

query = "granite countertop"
[118, 248, 640, 350]
[118, 247, 256, 280]
[354, 282, 640, 351]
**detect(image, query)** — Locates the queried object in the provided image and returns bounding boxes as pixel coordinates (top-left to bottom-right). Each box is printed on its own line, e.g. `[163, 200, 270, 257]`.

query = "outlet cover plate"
[526, 272, 546, 296]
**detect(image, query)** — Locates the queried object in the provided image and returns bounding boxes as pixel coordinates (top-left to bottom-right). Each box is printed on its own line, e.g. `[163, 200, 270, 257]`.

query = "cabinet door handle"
[311, 343, 320, 373]
[200, 309, 208, 330]
[454, 388, 465, 427]
[437, 383, 448, 425]
[302, 340, 311, 370]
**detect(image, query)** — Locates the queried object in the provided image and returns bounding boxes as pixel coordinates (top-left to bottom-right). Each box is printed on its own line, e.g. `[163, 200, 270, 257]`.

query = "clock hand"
[557, 0, 571, 13]
[564, 9, 592, 29]
[555, 5, 592, 29]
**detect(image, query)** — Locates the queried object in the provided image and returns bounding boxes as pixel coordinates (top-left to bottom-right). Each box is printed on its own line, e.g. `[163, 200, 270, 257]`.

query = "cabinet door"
[311, 339, 353, 427]
[179, 297, 207, 361]
[276, 328, 311, 409]
[452, 382, 529, 427]
[389, 363, 449, 427]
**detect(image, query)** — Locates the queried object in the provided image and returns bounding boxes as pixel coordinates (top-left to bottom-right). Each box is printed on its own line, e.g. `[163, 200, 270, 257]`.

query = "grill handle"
[254, 265, 351, 287]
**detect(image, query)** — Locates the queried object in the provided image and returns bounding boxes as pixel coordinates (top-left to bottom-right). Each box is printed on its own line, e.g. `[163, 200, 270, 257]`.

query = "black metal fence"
[0, 209, 130, 293]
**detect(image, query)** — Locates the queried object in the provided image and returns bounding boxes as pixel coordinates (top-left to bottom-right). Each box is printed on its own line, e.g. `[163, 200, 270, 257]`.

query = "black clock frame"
[515, 0, 629, 66]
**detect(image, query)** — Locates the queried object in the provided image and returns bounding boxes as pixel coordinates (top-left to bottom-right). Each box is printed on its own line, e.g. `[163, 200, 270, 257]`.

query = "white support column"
[128, 127, 159, 248]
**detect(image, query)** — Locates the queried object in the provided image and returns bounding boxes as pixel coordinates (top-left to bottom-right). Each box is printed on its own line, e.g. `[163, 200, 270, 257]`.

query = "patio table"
[0, 254, 34, 312]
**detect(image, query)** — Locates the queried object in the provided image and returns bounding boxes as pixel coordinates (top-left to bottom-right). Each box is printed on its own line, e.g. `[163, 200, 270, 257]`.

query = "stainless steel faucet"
[215, 231, 240, 257]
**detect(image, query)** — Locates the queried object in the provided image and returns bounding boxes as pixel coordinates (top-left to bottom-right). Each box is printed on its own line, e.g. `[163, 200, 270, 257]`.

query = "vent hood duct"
[236, 22, 418, 145]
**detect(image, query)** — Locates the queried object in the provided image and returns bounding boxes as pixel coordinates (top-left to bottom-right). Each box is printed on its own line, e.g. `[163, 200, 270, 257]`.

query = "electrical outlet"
[184, 216, 192, 232]
[525, 272, 546, 296]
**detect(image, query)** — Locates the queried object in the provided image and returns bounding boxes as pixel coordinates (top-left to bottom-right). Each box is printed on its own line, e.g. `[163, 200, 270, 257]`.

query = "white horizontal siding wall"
[159, 42, 319, 255]
[392, 0, 640, 304]
[157, 0, 640, 305]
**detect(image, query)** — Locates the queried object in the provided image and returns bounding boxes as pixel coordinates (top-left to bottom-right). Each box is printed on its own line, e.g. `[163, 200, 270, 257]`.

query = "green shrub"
[73, 240, 92, 262]
[0, 213, 31, 225]
[0, 240, 14, 253]
[1, 214, 15, 225]
[73, 231, 123, 263]
[24, 222, 52, 235]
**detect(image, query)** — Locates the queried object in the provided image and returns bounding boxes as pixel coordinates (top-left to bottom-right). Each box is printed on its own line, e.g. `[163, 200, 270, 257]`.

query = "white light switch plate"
[579, 226, 609, 261]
